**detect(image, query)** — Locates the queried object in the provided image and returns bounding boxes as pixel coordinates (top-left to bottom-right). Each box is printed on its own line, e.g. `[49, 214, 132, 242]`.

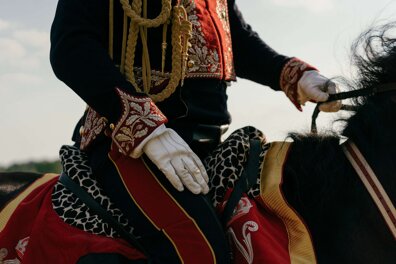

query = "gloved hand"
[142, 125, 209, 195]
[297, 70, 341, 112]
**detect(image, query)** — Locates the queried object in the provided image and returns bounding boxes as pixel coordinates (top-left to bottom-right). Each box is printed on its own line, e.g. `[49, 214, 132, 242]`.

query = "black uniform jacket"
[50, 0, 289, 133]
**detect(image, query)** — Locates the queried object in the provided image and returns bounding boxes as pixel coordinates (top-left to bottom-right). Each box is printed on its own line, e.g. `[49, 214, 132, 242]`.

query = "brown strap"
[343, 141, 396, 240]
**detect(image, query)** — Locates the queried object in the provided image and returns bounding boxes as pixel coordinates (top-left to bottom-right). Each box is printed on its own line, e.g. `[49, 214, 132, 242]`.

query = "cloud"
[13, 29, 50, 50]
[0, 72, 43, 87]
[0, 22, 50, 72]
[0, 19, 11, 31]
[0, 37, 43, 69]
[0, 72, 44, 98]
[0, 38, 26, 59]
[269, 0, 335, 13]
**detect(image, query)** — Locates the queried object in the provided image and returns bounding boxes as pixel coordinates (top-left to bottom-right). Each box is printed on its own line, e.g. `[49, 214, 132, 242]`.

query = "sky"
[0, 0, 396, 166]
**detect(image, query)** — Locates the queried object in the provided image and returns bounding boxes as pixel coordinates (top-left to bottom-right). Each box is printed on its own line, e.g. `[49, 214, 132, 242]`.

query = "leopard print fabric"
[52, 127, 267, 238]
[204, 126, 270, 207]
[52, 145, 134, 238]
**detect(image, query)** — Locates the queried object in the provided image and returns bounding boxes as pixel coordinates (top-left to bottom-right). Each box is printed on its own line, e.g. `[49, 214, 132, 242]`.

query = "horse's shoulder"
[0, 171, 46, 209]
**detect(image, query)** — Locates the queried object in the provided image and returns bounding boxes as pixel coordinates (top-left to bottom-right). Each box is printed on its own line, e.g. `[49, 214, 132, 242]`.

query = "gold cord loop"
[120, 0, 171, 28]
[117, 0, 192, 102]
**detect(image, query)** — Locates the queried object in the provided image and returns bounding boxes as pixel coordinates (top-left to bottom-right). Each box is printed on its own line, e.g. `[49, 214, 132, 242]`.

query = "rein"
[310, 82, 396, 239]
[311, 82, 396, 133]
[342, 141, 396, 240]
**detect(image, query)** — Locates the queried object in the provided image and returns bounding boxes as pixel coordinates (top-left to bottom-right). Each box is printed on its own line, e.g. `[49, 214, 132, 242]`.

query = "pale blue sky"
[0, 0, 395, 166]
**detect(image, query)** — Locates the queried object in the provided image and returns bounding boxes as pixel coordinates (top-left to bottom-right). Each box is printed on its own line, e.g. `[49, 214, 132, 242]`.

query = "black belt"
[168, 123, 229, 158]
[168, 123, 228, 141]
[192, 124, 229, 143]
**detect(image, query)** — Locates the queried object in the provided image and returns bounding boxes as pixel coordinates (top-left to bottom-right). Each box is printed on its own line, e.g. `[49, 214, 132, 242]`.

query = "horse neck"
[281, 136, 350, 222]
[281, 135, 395, 263]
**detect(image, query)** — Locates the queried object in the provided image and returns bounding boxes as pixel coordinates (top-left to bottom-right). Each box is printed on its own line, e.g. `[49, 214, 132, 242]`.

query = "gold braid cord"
[119, 0, 192, 102]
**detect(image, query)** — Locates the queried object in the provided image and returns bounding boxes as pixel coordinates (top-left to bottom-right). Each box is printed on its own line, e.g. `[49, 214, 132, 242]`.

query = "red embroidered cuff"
[279, 58, 317, 111]
[80, 107, 108, 150]
[111, 88, 168, 156]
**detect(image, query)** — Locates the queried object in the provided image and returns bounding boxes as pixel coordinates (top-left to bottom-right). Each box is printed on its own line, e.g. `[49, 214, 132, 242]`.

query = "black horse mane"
[286, 22, 396, 203]
[282, 23, 396, 262]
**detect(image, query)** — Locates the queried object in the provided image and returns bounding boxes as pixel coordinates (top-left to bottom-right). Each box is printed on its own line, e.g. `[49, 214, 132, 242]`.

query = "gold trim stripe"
[260, 142, 316, 264]
[108, 153, 161, 231]
[108, 154, 216, 264]
[0, 173, 59, 232]
[141, 159, 216, 264]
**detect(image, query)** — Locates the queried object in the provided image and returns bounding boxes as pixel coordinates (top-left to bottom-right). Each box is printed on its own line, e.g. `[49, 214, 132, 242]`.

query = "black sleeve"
[50, 0, 136, 122]
[228, 0, 291, 90]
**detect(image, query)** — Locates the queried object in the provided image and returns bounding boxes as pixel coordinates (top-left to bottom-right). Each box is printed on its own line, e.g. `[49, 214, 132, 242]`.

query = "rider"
[50, 0, 339, 262]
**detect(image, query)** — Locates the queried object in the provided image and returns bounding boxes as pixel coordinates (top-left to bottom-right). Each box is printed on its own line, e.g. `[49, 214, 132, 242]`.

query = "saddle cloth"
[205, 127, 317, 264]
[0, 174, 144, 264]
[217, 142, 317, 264]
[0, 127, 316, 264]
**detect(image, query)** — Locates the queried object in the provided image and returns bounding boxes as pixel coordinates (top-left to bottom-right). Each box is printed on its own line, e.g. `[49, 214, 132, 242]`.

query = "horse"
[278, 23, 396, 263]
[0, 171, 42, 209]
[1, 24, 396, 263]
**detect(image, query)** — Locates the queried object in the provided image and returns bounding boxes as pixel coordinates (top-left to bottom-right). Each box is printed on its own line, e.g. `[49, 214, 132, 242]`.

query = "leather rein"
[311, 82, 396, 133]
[312, 83, 396, 240]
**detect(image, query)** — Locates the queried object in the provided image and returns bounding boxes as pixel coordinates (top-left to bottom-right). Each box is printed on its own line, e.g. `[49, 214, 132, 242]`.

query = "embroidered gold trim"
[133, 67, 171, 89]
[111, 88, 167, 155]
[216, 0, 235, 79]
[183, 0, 221, 76]
[80, 107, 108, 150]
[279, 58, 316, 110]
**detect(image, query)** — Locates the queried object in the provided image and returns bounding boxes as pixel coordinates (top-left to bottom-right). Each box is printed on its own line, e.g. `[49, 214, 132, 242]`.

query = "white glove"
[142, 125, 209, 195]
[297, 70, 341, 112]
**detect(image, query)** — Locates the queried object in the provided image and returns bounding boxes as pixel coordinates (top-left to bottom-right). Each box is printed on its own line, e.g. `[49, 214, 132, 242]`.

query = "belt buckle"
[193, 124, 229, 143]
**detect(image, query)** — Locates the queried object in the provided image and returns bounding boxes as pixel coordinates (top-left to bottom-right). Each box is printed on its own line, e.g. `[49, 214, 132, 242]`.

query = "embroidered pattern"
[229, 197, 253, 224]
[0, 248, 8, 264]
[133, 67, 170, 92]
[15, 237, 29, 260]
[112, 88, 167, 156]
[129, 0, 235, 83]
[0, 248, 20, 264]
[183, 0, 221, 78]
[0, 248, 6, 258]
[80, 107, 108, 150]
[279, 58, 316, 111]
[216, 0, 236, 80]
[228, 221, 259, 264]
